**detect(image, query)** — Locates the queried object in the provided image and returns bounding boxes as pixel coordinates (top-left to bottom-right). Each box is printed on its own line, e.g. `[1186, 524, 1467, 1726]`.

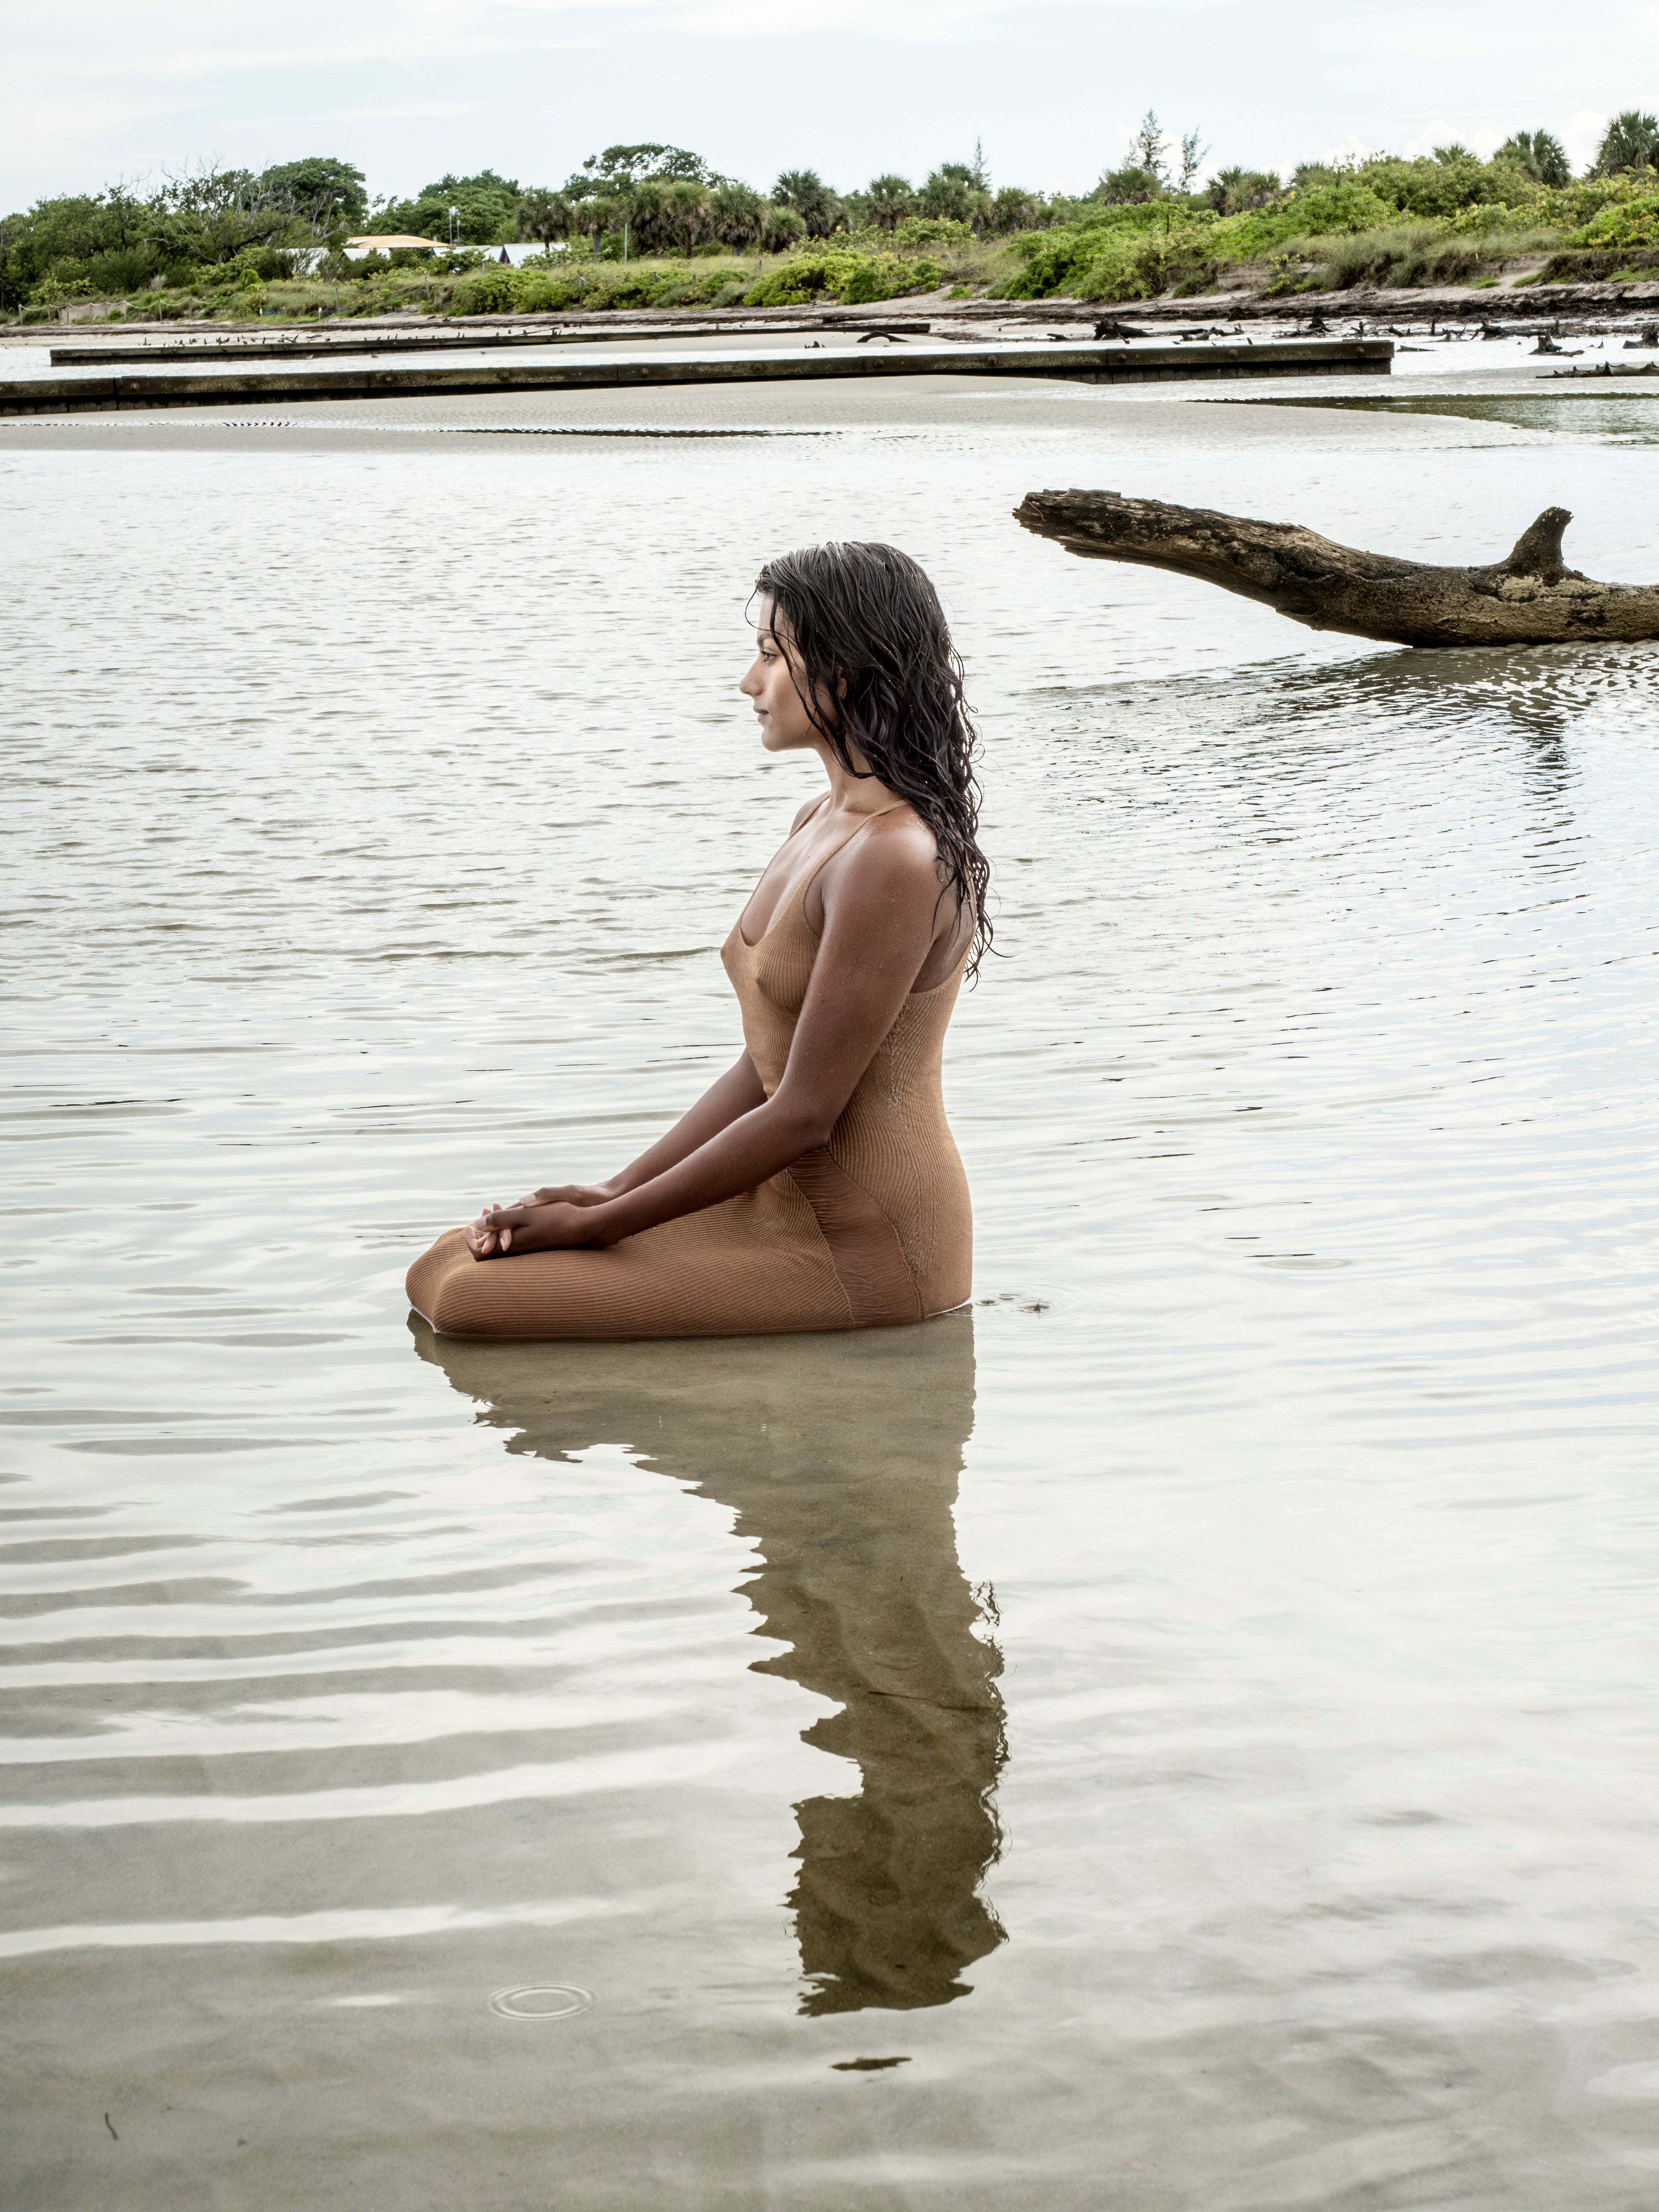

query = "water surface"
[3, 381, 1659, 2208]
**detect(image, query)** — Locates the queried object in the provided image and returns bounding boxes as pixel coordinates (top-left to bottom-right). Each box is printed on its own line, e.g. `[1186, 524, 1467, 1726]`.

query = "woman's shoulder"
[862, 800, 940, 861]
[828, 802, 943, 898]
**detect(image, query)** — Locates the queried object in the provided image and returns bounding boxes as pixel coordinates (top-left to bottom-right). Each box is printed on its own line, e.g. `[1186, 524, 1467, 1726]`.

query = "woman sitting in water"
[407, 541, 990, 1342]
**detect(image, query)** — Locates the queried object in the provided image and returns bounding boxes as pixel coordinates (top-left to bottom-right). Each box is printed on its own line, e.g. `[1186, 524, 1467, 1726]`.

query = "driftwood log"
[1014, 491, 1659, 647]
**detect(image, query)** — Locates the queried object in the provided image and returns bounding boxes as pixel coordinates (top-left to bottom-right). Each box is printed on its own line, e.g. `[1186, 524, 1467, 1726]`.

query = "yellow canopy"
[345, 235, 444, 250]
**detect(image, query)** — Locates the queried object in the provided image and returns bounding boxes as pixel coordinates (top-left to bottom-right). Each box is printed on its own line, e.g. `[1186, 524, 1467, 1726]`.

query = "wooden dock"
[0, 338, 1392, 417]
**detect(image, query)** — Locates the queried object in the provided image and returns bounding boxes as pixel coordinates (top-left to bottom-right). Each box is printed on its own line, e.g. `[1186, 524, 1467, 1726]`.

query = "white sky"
[3, 0, 1651, 211]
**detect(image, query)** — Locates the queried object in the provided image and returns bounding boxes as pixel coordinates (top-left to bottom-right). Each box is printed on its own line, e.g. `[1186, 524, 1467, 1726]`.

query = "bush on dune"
[743, 250, 941, 305]
[448, 259, 760, 313]
[995, 216, 1165, 300]
[996, 183, 1398, 300]
[1565, 196, 1659, 249]
[450, 265, 520, 313]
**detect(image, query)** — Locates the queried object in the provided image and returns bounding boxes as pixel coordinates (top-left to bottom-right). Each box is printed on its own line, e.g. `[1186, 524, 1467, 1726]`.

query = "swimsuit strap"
[791, 797, 914, 917]
[739, 797, 913, 948]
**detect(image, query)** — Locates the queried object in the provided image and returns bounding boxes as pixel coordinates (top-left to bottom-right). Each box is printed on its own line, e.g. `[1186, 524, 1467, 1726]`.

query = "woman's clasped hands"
[464, 1183, 617, 1260]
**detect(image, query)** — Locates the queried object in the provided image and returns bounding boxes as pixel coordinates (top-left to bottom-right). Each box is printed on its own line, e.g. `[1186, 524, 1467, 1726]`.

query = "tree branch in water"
[1014, 492, 1659, 647]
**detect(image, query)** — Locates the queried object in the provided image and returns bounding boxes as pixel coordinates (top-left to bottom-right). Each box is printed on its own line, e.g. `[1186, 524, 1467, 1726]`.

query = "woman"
[406, 541, 990, 1342]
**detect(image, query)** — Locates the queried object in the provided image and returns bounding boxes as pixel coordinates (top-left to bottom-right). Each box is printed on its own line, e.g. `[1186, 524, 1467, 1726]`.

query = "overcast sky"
[5, 0, 1653, 211]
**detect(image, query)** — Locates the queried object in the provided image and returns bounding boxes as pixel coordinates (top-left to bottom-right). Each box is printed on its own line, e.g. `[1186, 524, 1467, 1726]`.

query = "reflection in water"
[1044, 639, 1608, 872]
[414, 1312, 1006, 2014]
[1047, 635, 1645, 748]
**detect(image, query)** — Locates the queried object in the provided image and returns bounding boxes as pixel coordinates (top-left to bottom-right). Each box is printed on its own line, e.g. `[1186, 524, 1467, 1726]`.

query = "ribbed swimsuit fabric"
[405, 805, 974, 1342]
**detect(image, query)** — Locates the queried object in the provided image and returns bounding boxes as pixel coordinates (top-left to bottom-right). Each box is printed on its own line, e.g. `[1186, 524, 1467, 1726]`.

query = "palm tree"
[1496, 131, 1572, 187]
[987, 185, 1044, 234]
[760, 204, 806, 253]
[1205, 166, 1281, 214]
[515, 187, 577, 252]
[711, 181, 766, 248]
[663, 180, 714, 254]
[1595, 111, 1659, 175]
[918, 165, 987, 226]
[864, 175, 915, 233]
[576, 191, 625, 254]
[1096, 165, 1161, 204]
[772, 169, 841, 238]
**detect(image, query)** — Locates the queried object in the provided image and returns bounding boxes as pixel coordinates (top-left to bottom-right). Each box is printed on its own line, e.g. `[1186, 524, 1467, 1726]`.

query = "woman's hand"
[464, 1183, 616, 1258]
[465, 1199, 615, 1261]
[517, 1183, 614, 1210]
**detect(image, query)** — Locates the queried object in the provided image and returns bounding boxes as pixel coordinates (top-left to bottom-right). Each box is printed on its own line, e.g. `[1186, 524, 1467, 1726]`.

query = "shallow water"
[3, 381, 1659, 2209]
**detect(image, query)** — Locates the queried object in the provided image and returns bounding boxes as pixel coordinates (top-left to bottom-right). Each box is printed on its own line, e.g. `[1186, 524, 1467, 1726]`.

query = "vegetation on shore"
[6, 114, 1659, 324]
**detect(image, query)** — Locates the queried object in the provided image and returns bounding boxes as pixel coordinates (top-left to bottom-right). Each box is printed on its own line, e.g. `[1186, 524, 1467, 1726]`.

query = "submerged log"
[1013, 491, 1659, 647]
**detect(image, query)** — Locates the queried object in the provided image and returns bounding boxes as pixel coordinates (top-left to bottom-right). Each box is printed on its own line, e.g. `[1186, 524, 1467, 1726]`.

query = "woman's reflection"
[413, 1311, 1005, 2014]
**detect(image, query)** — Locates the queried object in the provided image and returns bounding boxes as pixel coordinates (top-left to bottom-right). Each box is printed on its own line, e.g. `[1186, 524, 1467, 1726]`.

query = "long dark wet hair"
[753, 541, 992, 977]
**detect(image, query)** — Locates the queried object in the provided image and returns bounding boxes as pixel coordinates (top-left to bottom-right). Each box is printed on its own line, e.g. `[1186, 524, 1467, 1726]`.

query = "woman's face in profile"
[740, 600, 822, 756]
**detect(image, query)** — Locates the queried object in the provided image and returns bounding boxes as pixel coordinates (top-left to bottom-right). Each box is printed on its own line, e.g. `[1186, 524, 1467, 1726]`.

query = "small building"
[342, 235, 445, 261]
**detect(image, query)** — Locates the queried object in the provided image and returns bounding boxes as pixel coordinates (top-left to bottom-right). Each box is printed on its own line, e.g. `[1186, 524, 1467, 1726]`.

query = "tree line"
[370, 146, 1038, 256]
[355, 113, 1659, 254]
[4, 112, 1658, 309]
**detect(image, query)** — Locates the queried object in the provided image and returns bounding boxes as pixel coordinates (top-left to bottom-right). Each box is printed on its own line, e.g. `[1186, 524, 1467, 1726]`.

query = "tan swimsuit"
[406, 805, 973, 1341]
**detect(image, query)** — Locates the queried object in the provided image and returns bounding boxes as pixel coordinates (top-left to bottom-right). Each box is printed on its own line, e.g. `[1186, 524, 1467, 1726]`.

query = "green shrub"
[507, 270, 586, 309]
[1561, 172, 1659, 225]
[451, 263, 521, 313]
[744, 250, 940, 305]
[1277, 180, 1397, 234]
[644, 266, 750, 304]
[998, 187, 1397, 299]
[1072, 200, 1193, 237]
[1001, 218, 1221, 300]
[745, 250, 858, 303]
[891, 216, 974, 252]
[1446, 200, 1533, 237]
[1563, 193, 1659, 249]
[1340, 154, 1533, 218]
[451, 256, 775, 314]
[997, 228, 1095, 297]
[1073, 233, 1200, 300]
[838, 255, 925, 302]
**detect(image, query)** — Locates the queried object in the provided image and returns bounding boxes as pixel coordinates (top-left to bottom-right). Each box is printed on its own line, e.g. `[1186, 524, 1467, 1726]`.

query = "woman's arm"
[466, 1052, 765, 1256]
[598, 1052, 771, 1196]
[470, 796, 832, 1255]
[478, 822, 951, 1257]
